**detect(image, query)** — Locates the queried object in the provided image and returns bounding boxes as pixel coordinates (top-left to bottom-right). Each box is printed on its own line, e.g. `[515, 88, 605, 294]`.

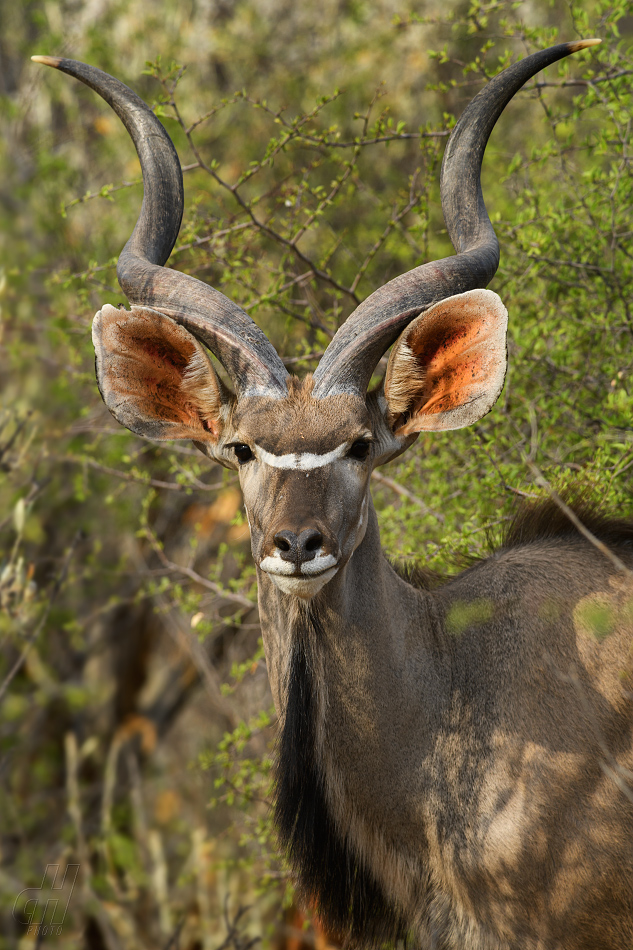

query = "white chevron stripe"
[256, 442, 348, 470]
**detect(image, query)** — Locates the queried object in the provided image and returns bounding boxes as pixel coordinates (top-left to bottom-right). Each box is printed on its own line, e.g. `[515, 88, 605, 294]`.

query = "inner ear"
[384, 289, 508, 434]
[93, 304, 231, 442]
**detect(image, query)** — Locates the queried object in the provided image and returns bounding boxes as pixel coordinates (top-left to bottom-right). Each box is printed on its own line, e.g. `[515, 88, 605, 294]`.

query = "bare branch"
[371, 470, 445, 522]
[53, 454, 225, 493]
[143, 524, 256, 610]
[0, 531, 81, 704]
[524, 459, 633, 576]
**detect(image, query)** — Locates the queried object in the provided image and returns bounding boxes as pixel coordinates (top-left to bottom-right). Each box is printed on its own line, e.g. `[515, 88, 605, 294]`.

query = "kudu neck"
[257, 494, 449, 722]
[258, 492, 451, 909]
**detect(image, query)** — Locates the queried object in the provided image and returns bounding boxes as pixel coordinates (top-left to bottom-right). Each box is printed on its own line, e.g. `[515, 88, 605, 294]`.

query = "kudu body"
[34, 41, 633, 949]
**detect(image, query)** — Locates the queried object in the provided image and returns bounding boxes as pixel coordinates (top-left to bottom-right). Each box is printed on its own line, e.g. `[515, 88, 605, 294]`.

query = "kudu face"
[32, 41, 597, 602]
[227, 387, 375, 598]
[213, 384, 405, 599]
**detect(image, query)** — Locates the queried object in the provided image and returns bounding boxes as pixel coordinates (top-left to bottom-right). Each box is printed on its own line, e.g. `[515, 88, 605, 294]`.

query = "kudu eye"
[232, 443, 254, 464]
[349, 439, 371, 461]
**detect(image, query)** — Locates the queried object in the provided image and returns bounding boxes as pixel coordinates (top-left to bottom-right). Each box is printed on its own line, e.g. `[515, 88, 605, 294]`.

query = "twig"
[533, 70, 633, 88]
[349, 172, 421, 295]
[163, 919, 185, 950]
[0, 531, 81, 703]
[371, 470, 445, 522]
[144, 525, 256, 610]
[172, 221, 255, 255]
[66, 733, 123, 950]
[215, 895, 261, 950]
[65, 733, 89, 866]
[282, 349, 325, 366]
[172, 97, 362, 304]
[0, 413, 31, 466]
[474, 431, 539, 499]
[52, 453, 224, 493]
[295, 129, 450, 148]
[0, 478, 48, 533]
[524, 459, 633, 576]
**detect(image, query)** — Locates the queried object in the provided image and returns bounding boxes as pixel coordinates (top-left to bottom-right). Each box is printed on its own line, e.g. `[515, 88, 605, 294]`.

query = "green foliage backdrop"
[1, 0, 632, 946]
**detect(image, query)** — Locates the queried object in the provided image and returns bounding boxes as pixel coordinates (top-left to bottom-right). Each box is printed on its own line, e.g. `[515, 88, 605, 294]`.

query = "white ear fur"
[181, 345, 226, 429]
[383, 342, 427, 419]
[384, 289, 508, 434]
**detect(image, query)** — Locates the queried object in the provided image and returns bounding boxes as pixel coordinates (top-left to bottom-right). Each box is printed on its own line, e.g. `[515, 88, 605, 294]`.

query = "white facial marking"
[350, 493, 369, 556]
[358, 494, 368, 529]
[301, 553, 338, 575]
[240, 384, 287, 400]
[256, 442, 349, 470]
[259, 552, 339, 577]
[267, 569, 338, 599]
[260, 555, 295, 575]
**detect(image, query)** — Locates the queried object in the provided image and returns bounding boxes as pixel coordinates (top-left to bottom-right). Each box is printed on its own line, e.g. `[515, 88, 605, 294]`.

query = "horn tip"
[31, 55, 63, 68]
[567, 38, 602, 52]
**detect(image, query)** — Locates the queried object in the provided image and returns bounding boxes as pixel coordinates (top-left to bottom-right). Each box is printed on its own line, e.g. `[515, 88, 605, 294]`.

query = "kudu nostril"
[298, 528, 323, 559]
[273, 529, 298, 561]
[273, 528, 323, 564]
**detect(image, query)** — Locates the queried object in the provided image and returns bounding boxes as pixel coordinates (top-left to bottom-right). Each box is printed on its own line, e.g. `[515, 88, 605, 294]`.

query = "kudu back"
[34, 40, 633, 949]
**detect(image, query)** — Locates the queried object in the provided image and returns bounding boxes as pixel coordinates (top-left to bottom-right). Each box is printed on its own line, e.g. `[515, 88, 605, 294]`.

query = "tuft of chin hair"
[272, 603, 409, 946]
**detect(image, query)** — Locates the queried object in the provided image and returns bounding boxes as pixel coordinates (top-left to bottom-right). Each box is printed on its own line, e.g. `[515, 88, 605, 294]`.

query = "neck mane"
[273, 601, 410, 942]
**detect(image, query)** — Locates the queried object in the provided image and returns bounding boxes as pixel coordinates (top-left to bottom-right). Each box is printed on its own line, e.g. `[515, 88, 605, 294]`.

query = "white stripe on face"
[259, 555, 295, 576]
[255, 442, 349, 470]
[301, 553, 338, 575]
[259, 552, 338, 576]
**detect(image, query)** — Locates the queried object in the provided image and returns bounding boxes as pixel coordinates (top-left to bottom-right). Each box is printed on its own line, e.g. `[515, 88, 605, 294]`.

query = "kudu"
[34, 41, 633, 949]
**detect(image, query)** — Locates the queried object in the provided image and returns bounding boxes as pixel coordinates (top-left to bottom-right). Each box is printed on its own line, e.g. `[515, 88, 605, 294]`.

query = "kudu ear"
[383, 289, 508, 435]
[93, 304, 231, 442]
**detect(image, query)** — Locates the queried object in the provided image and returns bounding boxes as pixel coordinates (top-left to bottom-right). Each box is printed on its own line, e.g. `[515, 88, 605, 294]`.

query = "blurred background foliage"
[1, 0, 632, 946]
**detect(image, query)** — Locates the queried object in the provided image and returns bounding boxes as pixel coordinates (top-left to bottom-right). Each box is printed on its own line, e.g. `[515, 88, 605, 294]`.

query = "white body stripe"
[256, 442, 348, 470]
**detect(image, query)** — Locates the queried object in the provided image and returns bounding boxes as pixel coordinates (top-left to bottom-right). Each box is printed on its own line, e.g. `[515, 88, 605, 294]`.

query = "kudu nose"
[274, 528, 323, 564]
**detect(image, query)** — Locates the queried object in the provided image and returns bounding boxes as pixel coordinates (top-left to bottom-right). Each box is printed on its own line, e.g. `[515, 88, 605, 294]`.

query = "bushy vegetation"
[1, 0, 632, 946]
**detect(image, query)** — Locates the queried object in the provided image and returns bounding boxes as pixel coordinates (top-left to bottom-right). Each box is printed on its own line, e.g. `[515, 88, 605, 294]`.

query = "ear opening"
[92, 304, 231, 441]
[384, 289, 508, 435]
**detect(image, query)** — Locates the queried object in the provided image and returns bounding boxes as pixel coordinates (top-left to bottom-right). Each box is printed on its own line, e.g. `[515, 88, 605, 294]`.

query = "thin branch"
[524, 459, 633, 576]
[144, 525, 256, 610]
[349, 170, 421, 295]
[282, 349, 325, 366]
[52, 454, 224, 493]
[533, 70, 633, 89]
[172, 221, 255, 255]
[475, 431, 539, 499]
[371, 470, 445, 523]
[0, 531, 81, 703]
[296, 130, 449, 148]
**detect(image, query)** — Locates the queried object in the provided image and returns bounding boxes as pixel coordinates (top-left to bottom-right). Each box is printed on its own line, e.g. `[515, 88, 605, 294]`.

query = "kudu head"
[34, 41, 598, 599]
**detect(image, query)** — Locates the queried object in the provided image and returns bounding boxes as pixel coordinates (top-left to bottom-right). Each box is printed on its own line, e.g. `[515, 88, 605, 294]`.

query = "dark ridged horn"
[311, 39, 601, 399]
[32, 55, 289, 398]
